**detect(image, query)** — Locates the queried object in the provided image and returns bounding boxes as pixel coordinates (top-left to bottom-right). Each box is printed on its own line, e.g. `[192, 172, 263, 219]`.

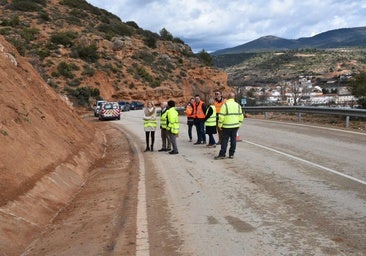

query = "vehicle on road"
[130, 101, 144, 110]
[94, 100, 106, 117]
[118, 101, 130, 111]
[99, 102, 121, 121]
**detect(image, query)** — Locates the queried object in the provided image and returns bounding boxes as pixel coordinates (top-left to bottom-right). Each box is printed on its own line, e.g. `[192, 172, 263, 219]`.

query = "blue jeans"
[219, 128, 238, 157]
[194, 119, 206, 143]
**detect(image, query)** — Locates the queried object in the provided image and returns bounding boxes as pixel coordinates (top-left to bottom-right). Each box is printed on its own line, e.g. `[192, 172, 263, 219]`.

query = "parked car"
[130, 101, 144, 110]
[118, 101, 130, 111]
[94, 100, 106, 117]
[99, 102, 121, 121]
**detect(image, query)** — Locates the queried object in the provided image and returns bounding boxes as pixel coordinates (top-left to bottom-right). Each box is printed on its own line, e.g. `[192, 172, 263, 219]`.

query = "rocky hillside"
[217, 48, 366, 87]
[0, 0, 231, 109]
[0, 35, 101, 203]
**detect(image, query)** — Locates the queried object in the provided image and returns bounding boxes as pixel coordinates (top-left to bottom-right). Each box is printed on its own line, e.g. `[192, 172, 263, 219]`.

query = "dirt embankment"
[0, 36, 103, 254]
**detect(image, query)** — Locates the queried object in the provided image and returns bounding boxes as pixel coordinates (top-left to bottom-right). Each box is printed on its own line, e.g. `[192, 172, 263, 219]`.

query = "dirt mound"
[0, 36, 103, 254]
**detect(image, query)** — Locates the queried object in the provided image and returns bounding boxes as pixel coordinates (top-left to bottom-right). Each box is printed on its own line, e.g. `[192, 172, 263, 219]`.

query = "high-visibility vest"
[218, 99, 243, 128]
[205, 105, 216, 127]
[160, 108, 168, 129]
[214, 98, 226, 114]
[167, 107, 179, 135]
[193, 100, 205, 119]
[144, 109, 157, 128]
[185, 103, 195, 118]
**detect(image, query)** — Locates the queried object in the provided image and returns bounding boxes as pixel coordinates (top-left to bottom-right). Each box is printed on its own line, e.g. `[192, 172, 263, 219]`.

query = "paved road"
[119, 110, 366, 256]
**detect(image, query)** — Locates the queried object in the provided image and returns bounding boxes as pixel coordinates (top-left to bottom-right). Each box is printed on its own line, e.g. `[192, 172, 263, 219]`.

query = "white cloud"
[86, 0, 366, 52]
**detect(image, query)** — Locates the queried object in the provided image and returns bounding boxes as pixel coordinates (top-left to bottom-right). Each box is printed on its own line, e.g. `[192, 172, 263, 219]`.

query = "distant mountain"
[212, 27, 366, 55]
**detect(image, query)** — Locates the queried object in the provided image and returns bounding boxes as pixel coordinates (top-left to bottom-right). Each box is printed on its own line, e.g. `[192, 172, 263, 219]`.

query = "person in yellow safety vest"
[166, 100, 179, 155]
[185, 98, 195, 142]
[204, 97, 217, 147]
[143, 101, 157, 152]
[215, 92, 243, 160]
[158, 101, 172, 152]
[214, 90, 226, 145]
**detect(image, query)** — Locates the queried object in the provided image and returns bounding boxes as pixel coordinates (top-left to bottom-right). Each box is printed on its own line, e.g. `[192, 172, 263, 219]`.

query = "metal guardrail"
[242, 106, 366, 128]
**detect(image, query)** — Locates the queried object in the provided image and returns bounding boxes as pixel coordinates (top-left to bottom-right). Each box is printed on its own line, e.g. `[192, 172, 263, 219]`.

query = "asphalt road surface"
[120, 109, 366, 256]
[23, 110, 366, 256]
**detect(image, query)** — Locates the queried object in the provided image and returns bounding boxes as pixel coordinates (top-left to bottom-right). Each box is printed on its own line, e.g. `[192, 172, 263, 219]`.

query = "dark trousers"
[219, 127, 238, 157]
[216, 117, 223, 143]
[188, 123, 194, 140]
[208, 133, 216, 145]
[160, 128, 171, 149]
[194, 119, 206, 143]
[145, 131, 155, 149]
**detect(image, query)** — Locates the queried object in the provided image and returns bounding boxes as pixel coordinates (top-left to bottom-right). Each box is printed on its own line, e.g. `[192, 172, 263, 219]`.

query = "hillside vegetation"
[214, 48, 366, 87]
[0, 0, 231, 108]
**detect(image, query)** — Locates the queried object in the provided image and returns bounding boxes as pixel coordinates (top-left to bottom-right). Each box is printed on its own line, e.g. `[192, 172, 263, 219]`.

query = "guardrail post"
[346, 116, 350, 128]
[298, 112, 302, 123]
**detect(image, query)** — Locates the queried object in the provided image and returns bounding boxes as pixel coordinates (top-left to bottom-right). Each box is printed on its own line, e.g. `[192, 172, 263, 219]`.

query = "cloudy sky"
[86, 0, 366, 53]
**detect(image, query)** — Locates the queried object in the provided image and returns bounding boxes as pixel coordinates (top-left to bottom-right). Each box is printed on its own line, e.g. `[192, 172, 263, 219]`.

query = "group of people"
[142, 90, 243, 159]
[185, 91, 243, 159]
[143, 100, 179, 154]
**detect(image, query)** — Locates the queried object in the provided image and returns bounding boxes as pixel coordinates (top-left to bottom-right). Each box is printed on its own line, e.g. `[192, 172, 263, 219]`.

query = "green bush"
[71, 44, 99, 62]
[82, 65, 95, 77]
[159, 28, 173, 41]
[64, 86, 100, 106]
[10, 0, 44, 11]
[1, 15, 20, 27]
[7, 38, 26, 56]
[57, 62, 75, 79]
[136, 50, 154, 64]
[60, 0, 92, 10]
[38, 10, 50, 22]
[173, 37, 185, 44]
[67, 78, 82, 87]
[19, 27, 39, 42]
[37, 48, 50, 60]
[196, 49, 212, 66]
[50, 31, 78, 47]
[126, 21, 139, 29]
[65, 15, 81, 26]
[69, 8, 87, 18]
[97, 23, 132, 37]
[0, 28, 11, 35]
[144, 35, 157, 49]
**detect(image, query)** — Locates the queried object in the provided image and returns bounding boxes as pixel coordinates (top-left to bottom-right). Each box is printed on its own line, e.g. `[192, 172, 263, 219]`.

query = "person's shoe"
[194, 142, 201, 145]
[169, 151, 179, 155]
[158, 148, 166, 152]
[206, 144, 216, 148]
[144, 147, 150, 152]
[216, 141, 221, 145]
[228, 155, 234, 159]
[214, 155, 225, 160]
[165, 148, 171, 151]
[150, 145, 154, 151]
[189, 139, 192, 142]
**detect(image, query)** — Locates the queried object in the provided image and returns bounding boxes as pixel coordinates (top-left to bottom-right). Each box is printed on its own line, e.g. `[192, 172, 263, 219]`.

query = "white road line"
[249, 119, 366, 136]
[244, 140, 366, 186]
[133, 142, 150, 256]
